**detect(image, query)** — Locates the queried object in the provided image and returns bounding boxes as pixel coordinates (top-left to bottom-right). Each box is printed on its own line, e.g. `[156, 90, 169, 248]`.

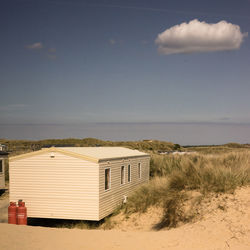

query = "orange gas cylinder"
[8, 202, 17, 224]
[17, 200, 27, 225]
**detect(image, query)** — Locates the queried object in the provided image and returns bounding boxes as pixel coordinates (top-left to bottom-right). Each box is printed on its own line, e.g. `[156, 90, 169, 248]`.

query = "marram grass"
[125, 151, 250, 228]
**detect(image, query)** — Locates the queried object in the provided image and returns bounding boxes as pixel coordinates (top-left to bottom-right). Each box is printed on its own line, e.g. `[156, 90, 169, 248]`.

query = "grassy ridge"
[0, 138, 176, 156]
[1, 138, 249, 157]
[125, 151, 250, 228]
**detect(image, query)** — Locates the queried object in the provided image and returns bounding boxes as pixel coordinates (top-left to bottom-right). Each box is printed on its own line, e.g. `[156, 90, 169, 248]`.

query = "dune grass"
[150, 152, 250, 192]
[125, 151, 250, 228]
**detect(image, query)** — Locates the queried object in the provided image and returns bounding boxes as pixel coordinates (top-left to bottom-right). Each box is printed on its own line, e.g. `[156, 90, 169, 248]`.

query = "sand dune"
[0, 187, 249, 250]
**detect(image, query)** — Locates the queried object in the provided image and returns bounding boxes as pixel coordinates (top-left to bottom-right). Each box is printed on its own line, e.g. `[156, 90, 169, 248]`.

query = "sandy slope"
[0, 187, 249, 250]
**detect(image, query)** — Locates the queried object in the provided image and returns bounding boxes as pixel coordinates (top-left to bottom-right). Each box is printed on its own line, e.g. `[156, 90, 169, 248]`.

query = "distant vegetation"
[184, 142, 250, 154]
[0, 138, 176, 156]
[1, 138, 249, 157]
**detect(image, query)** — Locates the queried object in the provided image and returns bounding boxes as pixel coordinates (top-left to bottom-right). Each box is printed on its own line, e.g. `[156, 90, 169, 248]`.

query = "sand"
[0, 187, 250, 250]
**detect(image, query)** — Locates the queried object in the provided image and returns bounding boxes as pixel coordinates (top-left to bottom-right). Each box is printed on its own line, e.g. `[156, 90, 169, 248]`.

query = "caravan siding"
[98, 156, 150, 220]
[9, 151, 99, 220]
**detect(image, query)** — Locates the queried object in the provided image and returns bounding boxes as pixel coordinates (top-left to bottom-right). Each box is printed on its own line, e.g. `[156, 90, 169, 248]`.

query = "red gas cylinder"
[17, 200, 27, 225]
[8, 202, 17, 224]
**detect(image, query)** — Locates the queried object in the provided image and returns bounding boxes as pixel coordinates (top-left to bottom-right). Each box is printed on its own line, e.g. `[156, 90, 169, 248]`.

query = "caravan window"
[128, 164, 131, 183]
[121, 166, 125, 185]
[138, 163, 141, 179]
[105, 168, 111, 191]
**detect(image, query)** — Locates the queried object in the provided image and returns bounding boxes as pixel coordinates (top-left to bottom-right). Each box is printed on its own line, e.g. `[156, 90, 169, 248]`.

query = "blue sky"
[1, 0, 250, 144]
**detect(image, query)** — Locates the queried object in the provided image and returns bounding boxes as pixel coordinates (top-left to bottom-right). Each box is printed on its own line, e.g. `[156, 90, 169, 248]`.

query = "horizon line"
[1, 121, 250, 126]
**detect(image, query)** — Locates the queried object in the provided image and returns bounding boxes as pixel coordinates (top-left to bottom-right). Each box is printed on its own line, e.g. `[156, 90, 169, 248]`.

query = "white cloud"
[155, 19, 248, 55]
[26, 42, 43, 50]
